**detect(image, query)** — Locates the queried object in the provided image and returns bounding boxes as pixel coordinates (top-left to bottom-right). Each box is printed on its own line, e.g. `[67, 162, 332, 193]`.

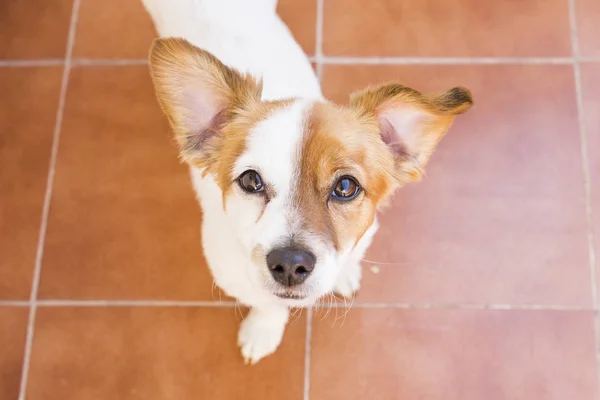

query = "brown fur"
[296, 102, 396, 251]
[350, 83, 473, 182]
[295, 84, 472, 252]
[149, 38, 262, 161]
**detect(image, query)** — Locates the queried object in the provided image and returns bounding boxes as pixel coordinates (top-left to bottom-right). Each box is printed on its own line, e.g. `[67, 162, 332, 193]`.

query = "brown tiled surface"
[323, 0, 572, 57]
[38, 66, 214, 300]
[26, 307, 305, 400]
[73, 0, 156, 59]
[323, 64, 590, 306]
[0, 308, 28, 400]
[1, 1, 599, 399]
[278, 0, 316, 56]
[311, 309, 598, 399]
[0, 0, 74, 59]
[0, 67, 63, 300]
[581, 63, 600, 290]
[577, 0, 600, 57]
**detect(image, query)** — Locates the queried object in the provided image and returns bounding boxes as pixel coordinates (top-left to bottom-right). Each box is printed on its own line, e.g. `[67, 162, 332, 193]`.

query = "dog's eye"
[332, 176, 361, 201]
[238, 170, 264, 193]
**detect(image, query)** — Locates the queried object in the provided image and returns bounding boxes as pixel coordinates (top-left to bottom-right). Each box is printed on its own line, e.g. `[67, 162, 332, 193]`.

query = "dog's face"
[148, 38, 472, 304]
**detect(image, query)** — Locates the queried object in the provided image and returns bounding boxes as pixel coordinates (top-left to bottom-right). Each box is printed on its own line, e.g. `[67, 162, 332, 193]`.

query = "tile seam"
[5, 56, 600, 68]
[0, 300, 593, 310]
[315, 0, 324, 80]
[303, 308, 313, 400]
[567, 0, 600, 398]
[16, 1, 81, 399]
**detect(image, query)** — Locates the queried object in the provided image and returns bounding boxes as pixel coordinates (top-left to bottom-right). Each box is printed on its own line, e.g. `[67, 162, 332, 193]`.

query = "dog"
[141, 0, 472, 364]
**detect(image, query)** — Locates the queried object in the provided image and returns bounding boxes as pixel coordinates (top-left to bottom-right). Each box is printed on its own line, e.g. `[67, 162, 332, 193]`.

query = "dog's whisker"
[289, 306, 298, 319]
[323, 293, 334, 320]
[360, 258, 411, 266]
[234, 300, 244, 321]
[330, 293, 344, 326]
[334, 302, 341, 327]
[296, 308, 304, 324]
[313, 297, 322, 312]
[337, 297, 349, 327]
[339, 294, 348, 325]
[339, 292, 356, 327]
[315, 295, 332, 320]
[315, 294, 327, 318]
[315, 295, 326, 320]
[211, 279, 217, 300]
[289, 307, 303, 326]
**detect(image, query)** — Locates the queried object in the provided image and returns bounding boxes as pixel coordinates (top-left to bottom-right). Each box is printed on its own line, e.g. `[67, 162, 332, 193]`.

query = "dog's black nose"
[266, 247, 316, 287]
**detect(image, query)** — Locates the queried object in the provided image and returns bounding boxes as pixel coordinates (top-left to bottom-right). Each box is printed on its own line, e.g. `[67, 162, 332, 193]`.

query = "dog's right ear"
[148, 38, 263, 164]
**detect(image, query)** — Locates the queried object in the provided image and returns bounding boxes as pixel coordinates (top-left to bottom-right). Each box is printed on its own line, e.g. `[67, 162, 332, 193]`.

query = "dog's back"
[141, 0, 321, 100]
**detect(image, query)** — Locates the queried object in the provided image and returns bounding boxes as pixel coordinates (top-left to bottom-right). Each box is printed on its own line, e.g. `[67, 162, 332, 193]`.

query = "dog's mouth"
[274, 291, 307, 300]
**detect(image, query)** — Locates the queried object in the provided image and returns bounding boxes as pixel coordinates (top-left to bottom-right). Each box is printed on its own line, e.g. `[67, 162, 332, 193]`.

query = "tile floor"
[0, 0, 599, 399]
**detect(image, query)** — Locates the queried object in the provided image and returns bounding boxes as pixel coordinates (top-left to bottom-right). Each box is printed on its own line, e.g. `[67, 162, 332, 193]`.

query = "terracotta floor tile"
[323, 0, 572, 57]
[0, 307, 28, 400]
[0, 67, 63, 300]
[577, 0, 600, 58]
[0, 0, 73, 59]
[27, 307, 305, 399]
[322, 64, 590, 305]
[311, 309, 598, 400]
[277, 0, 316, 57]
[73, 0, 156, 59]
[581, 63, 600, 294]
[39, 66, 214, 300]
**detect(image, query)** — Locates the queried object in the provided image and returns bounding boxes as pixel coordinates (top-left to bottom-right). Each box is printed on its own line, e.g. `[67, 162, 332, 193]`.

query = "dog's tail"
[141, 0, 278, 38]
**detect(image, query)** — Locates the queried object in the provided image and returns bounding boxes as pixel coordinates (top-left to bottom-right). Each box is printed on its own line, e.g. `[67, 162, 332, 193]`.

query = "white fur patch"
[229, 100, 310, 248]
[233, 100, 308, 200]
[237, 305, 289, 364]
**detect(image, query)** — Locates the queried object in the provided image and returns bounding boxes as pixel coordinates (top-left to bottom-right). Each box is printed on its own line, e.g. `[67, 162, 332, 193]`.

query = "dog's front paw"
[334, 262, 362, 299]
[237, 306, 288, 365]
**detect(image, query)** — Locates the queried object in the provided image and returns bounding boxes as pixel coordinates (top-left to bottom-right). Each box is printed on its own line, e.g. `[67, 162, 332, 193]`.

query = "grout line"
[0, 59, 65, 67]
[0, 299, 594, 310]
[17, 1, 80, 399]
[568, 0, 600, 396]
[568, 0, 598, 309]
[3, 56, 600, 68]
[568, 0, 597, 307]
[303, 308, 313, 400]
[36, 300, 238, 307]
[320, 56, 575, 65]
[71, 58, 149, 66]
[315, 302, 594, 311]
[0, 301, 30, 307]
[315, 0, 324, 80]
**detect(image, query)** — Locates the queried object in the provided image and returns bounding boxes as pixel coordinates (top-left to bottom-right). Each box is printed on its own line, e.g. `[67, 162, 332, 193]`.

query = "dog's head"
[148, 38, 472, 304]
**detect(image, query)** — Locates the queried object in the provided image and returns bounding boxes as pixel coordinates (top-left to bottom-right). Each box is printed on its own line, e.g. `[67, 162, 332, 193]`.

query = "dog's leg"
[238, 304, 289, 364]
[333, 261, 362, 299]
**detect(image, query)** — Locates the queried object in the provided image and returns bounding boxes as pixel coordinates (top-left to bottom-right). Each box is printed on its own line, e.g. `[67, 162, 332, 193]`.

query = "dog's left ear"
[350, 84, 472, 182]
[148, 37, 263, 165]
